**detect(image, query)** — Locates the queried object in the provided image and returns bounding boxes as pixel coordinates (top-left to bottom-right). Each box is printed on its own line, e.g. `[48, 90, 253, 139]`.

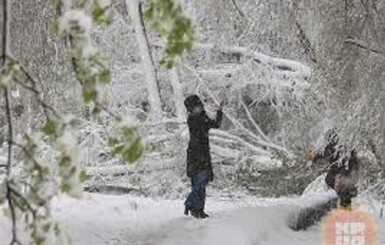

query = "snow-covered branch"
[240, 100, 271, 143]
[151, 41, 312, 78]
[193, 43, 312, 78]
[184, 64, 293, 157]
[210, 129, 271, 156]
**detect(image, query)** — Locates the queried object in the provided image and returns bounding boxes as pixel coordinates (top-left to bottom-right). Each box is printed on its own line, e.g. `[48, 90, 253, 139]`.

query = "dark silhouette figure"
[312, 131, 359, 208]
[290, 131, 360, 231]
[183, 95, 223, 219]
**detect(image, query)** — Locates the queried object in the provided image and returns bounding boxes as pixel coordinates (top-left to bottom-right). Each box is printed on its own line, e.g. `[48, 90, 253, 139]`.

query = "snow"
[0, 193, 383, 245]
[96, 0, 111, 9]
[58, 10, 93, 34]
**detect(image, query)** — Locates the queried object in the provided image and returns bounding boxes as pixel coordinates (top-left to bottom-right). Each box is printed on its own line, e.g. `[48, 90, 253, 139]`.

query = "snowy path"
[116, 206, 322, 245]
[0, 193, 384, 245]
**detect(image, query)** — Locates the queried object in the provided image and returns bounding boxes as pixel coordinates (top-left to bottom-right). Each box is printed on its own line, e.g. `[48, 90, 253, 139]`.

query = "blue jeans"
[184, 170, 209, 210]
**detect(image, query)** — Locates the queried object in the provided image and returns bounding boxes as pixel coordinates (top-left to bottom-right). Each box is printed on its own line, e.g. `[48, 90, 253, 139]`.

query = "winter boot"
[190, 208, 202, 219]
[199, 209, 209, 218]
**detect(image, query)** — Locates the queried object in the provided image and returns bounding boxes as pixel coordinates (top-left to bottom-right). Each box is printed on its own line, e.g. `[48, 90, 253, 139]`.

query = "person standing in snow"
[309, 130, 359, 208]
[183, 95, 223, 219]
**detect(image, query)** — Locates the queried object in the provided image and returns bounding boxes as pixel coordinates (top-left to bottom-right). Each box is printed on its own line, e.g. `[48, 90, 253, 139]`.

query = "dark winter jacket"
[186, 110, 223, 179]
[324, 151, 359, 190]
[314, 144, 359, 190]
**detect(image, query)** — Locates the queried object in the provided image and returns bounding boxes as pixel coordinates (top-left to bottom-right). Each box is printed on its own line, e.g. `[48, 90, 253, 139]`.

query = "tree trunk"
[380, 79, 385, 177]
[168, 67, 185, 119]
[126, 0, 162, 120]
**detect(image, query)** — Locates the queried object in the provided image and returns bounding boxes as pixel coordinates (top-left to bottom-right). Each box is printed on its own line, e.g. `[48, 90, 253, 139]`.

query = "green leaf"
[99, 69, 111, 84]
[61, 183, 71, 193]
[123, 127, 136, 139]
[80, 169, 88, 182]
[32, 234, 45, 245]
[121, 138, 145, 163]
[144, 0, 194, 68]
[92, 4, 112, 25]
[59, 155, 71, 168]
[83, 90, 97, 103]
[92, 106, 102, 115]
[43, 121, 57, 136]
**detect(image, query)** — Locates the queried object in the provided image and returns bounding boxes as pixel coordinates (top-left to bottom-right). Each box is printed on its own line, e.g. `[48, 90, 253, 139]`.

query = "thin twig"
[137, 1, 157, 70]
[3, 72, 20, 245]
[12, 77, 59, 119]
[345, 38, 385, 55]
[230, 0, 245, 19]
[9, 186, 36, 219]
[95, 101, 120, 120]
[3, 89, 12, 176]
[1, 3, 18, 243]
[6, 184, 21, 245]
[1, 0, 8, 60]
[4, 54, 61, 120]
[11, 141, 45, 174]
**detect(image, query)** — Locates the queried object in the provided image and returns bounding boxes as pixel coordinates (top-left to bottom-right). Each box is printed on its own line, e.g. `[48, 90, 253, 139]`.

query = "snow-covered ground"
[0, 193, 384, 245]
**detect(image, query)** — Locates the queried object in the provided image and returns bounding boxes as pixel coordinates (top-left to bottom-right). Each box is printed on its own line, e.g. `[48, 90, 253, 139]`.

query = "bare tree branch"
[2, 53, 62, 121]
[94, 101, 118, 119]
[1, 0, 8, 59]
[11, 140, 45, 174]
[1, 0, 21, 243]
[345, 38, 385, 55]
[6, 186, 21, 245]
[229, 0, 246, 19]
[12, 76, 59, 119]
[3, 88, 13, 175]
[9, 186, 37, 219]
[295, 21, 317, 63]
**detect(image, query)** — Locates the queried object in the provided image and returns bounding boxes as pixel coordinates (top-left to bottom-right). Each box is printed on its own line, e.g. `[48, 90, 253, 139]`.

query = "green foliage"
[108, 125, 146, 163]
[43, 120, 58, 136]
[61, 183, 71, 193]
[31, 233, 45, 245]
[145, 0, 194, 68]
[57, 4, 112, 106]
[80, 169, 88, 182]
[1, 0, 196, 243]
[92, 3, 113, 25]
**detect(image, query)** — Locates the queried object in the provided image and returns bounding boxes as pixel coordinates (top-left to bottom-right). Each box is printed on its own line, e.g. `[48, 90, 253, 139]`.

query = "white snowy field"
[0, 193, 384, 245]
